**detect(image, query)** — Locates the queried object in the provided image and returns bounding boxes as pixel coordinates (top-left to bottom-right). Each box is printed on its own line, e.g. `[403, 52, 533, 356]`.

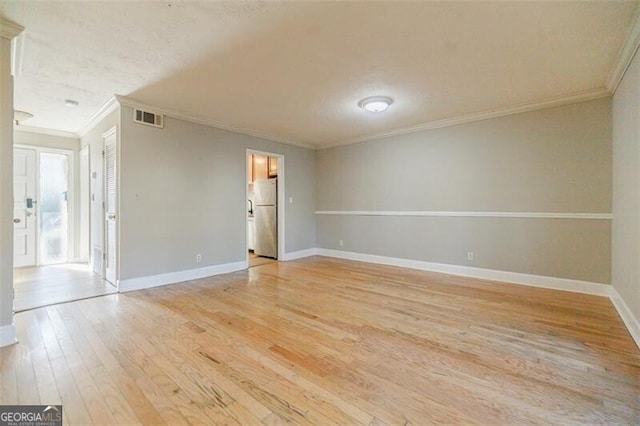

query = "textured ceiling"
[1, 1, 638, 148]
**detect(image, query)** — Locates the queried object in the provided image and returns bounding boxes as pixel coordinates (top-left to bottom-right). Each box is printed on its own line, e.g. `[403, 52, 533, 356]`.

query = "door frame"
[246, 149, 285, 264]
[14, 144, 75, 266]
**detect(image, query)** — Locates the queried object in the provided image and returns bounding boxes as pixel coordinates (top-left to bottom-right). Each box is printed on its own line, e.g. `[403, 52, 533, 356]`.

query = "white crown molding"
[0, 323, 17, 348]
[0, 17, 24, 40]
[326, 88, 611, 148]
[14, 124, 79, 139]
[118, 260, 247, 293]
[606, 7, 640, 94]
[84, 87, 610, 151]
[610, 287, 640, 349]
[315, 210, 612, 220]
[114, 95, 316, 150]
[77, 96, 119, 138]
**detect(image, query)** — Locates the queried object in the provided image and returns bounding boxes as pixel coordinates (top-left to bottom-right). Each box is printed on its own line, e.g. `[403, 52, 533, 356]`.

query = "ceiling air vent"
[133, 108, 164, 128]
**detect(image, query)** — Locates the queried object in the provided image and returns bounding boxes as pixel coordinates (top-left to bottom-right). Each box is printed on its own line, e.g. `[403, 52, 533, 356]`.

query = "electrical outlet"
[339, 239, 344, 247]
[196, 254, 202, 263]
[289, 197, 293, 204]
[467, 252, 474, 261]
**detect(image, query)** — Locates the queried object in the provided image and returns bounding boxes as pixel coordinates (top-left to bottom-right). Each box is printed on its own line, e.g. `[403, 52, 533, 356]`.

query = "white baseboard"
[316, 248, 611, 297]
[315, 248, 640, 349]
[84, 246, 640, 350]
[118, 260, 248, 293]
[221, 247, 640, 349]
[281, 248, 319, 261]
[0, 323, 17, 348]
[610, 287, 640, 349]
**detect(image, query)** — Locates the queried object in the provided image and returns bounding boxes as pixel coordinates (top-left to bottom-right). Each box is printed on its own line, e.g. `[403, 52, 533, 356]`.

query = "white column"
[0, 19, 24, 347]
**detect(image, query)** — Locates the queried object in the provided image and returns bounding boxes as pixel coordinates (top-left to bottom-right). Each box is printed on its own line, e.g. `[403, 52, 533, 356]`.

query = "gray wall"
[118, 106, 315, 281]
[612, 49, 640, 319]
[14, 130, 79, 151]
[317, 97, 612, 284]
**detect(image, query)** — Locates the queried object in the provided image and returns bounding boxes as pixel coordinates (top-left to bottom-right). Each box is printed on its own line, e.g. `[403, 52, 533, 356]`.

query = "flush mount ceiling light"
[358, 96, 393, 113]
[14, 110, 33, 125]
[64, 99, 79, 107]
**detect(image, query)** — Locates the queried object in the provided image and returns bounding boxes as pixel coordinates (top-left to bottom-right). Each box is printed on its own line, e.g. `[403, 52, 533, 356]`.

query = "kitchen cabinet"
[253, 155, 268, 181]
[248, 154, 278, 183]
[268, 157, 278, 178]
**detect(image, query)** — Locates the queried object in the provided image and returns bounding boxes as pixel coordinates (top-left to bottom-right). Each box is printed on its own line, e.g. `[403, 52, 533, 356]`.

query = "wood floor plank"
[89, 366, 144, 424]
[90, 322, 190, 425]
[31, 331, 62, 406]
[14, 310, 40, 405]
[2, 256, 639, 424]
[0, 345, 19, 405]
[48, 349, 93, 424]
[102, 316, 248, 425]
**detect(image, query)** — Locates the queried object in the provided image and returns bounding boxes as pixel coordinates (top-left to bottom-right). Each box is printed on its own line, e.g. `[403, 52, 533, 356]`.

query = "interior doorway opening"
[12, 144, 115, 312]
[246, 150, 284, 268]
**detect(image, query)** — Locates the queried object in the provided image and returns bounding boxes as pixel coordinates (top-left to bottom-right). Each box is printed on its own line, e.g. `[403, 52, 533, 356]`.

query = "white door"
[13, 148, 37, 267]
[103, 129, 117, 285]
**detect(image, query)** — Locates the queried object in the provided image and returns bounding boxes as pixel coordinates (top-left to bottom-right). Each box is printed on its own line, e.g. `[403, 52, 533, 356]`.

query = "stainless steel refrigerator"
[254, 178, 277, 258]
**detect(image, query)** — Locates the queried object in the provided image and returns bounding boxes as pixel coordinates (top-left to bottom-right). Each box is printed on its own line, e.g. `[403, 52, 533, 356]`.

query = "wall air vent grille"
[133, 108, 164, 128]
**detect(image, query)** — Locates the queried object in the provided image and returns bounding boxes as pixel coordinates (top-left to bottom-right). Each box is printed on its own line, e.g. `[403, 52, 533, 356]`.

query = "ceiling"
[2, 1, 639, 149]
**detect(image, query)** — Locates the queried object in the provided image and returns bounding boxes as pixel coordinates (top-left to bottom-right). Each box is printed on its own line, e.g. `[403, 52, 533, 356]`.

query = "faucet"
[248, 199, 253, 215]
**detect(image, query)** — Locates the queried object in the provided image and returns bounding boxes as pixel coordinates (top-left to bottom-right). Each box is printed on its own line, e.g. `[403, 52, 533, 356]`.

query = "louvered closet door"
[104, 128, 117, 285]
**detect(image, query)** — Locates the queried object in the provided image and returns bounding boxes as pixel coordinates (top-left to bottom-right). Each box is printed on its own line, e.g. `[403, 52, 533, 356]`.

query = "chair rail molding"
[315, 210, 613, 220]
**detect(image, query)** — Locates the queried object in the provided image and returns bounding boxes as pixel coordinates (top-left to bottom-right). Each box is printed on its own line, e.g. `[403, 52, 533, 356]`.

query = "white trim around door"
[102, 126, 118, 287]
[246, 149, 285, 263]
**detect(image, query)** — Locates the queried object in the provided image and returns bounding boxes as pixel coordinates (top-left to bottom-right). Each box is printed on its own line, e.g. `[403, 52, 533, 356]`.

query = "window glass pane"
[40, 153, 68, 265]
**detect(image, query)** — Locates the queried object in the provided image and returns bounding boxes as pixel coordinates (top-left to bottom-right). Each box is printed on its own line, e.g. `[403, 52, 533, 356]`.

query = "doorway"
[246, 150, 284, 268]
[13, 146, 73, 266]
[12, 144, 116, 311]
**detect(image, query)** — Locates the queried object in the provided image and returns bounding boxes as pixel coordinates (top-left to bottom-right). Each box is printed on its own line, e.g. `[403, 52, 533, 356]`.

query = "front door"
[13, 148, 37, 267]
[103, 128, 117, 285]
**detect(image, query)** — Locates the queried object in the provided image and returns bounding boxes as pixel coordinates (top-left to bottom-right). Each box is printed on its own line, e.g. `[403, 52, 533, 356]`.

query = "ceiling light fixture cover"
[358, 96, 393, 113]
[14, 110, 33, 125]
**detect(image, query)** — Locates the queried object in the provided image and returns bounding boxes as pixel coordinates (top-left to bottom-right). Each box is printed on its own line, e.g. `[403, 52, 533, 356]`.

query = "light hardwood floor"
[1, 256, 638, 424]
[13, 263, 117, 312]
